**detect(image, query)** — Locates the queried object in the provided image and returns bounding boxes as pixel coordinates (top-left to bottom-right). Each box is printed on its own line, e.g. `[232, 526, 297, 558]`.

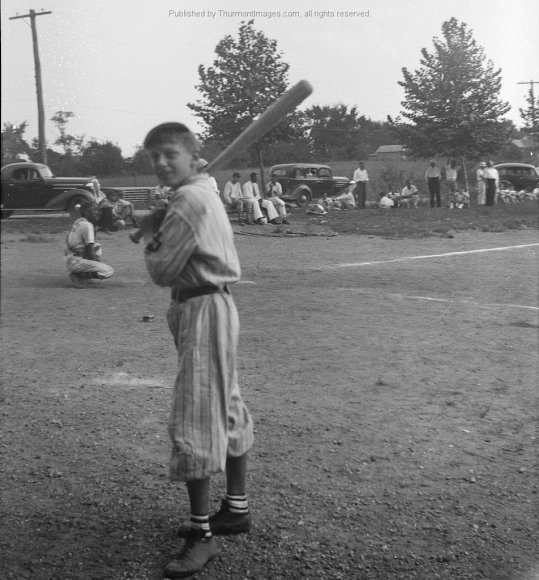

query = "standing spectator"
[483, 161, 499, 206]
[400, 179, 420, 208]
[265, 175, 289, 224]
[223, 172, 247, 225]
[242, 173, 280, 225]
[445, 160, 458, 205]
[476, 162, 486, 205]
[65, 201, 114, 288]
[139, 122, 254, 578]
[425, 160, 442, 208]
[352, 161, 369, 209]
[197, 159, 220, 196]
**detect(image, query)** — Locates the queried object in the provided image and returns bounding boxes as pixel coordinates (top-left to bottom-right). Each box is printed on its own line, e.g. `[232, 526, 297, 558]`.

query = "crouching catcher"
[64, 201, 114, 288]
[139, 122, 254, 579]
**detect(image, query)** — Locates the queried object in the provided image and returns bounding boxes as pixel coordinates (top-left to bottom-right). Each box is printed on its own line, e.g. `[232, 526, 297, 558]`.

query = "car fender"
[45, 189, 95, 210]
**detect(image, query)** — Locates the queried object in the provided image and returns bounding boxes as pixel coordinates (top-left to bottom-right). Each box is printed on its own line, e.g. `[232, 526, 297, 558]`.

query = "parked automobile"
[494, 163, 539, 192]
[269, 163, 350, 207]
[1, 162, 104, 218]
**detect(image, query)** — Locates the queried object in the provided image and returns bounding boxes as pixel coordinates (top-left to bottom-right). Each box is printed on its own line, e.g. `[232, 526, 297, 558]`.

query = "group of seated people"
[499, 186, 539, 203]
[222, 172, 289, 225]
[378, 180, 421, 209]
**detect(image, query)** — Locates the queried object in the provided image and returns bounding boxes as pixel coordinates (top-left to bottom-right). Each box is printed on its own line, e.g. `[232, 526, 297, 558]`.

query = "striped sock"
[190, 514, 211, 538]
[225, 493, 249, 515]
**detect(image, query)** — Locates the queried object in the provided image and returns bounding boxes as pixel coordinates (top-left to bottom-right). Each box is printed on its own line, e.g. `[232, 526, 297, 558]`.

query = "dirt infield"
[1, 215, 538, 579]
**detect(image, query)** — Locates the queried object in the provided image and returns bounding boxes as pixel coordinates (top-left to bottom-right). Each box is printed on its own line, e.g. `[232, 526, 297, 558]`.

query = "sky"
[2, 0, 538, 158]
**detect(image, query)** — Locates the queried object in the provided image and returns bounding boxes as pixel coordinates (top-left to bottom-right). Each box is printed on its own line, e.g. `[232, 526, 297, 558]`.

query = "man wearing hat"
[197, 158, 220, 196]
[482, 161, 499, 206]
[352, 161, 369, 209]
[476, 162, 486, 205]
[425, 159, 442, 208]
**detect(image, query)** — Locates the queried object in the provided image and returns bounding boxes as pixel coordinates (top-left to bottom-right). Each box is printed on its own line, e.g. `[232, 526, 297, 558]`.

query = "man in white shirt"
[476, 162, 486, 205]
[483, 161, 499, 206]
[223, 172, 248, 225]
[242, 173, 280, 225]
[425, 160, 442, 208]
[265, 175, 289, 224]
[400, 180, 420, 208]
[352, 161, 369, 209]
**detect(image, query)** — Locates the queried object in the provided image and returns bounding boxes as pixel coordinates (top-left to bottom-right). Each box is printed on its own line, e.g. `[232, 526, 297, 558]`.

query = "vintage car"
[1, 162, 104, 218]
[494, 163, 539, 192]
[268, 163, 350, 207]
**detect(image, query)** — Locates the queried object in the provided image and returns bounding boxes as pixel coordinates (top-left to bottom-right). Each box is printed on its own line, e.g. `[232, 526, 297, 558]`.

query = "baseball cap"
[480, 162, 486, 167]
[349, 181, 356, 185]
[143, 122, 192, 148]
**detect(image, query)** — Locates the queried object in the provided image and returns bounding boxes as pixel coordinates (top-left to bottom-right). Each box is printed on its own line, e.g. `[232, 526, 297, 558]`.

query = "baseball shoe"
[282, 217, 289, 224]
[270, 218, 282, 225]
[69, 273, 87, 289]
[177, 499, 251, 537]
[164, 529, 219, 579]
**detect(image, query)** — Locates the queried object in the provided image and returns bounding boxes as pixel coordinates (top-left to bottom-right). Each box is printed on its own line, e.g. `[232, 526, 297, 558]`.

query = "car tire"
[294, 188, 312, 207]
[66, 193, 90, 214]
[1, 210, 14, 219]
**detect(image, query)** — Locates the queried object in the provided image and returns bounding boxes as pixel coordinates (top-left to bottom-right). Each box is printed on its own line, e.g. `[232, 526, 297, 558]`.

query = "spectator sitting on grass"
[400, 180, 420, 208]
[379, 192, 394, 209]
[332, 183, 357, 210]
[449, 189, 470, 209]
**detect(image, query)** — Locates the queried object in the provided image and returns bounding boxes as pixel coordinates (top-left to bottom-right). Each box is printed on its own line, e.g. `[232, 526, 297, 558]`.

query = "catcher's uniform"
[144, 174, 254, 482]
[64, 217, 114, 278]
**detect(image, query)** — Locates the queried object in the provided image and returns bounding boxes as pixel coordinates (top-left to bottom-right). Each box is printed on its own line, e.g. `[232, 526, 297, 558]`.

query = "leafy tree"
[519, 85, 539, 131]
[391, 17, 510, 185]
[304, 104, 397, 161]
[305, 104, 363, 160]
[188, 20, 299, 182]
[130, 145, 153, 174]
[79, 140, 125, 176]
[51, 111, 85, 157]
[1, 122, 32, 164]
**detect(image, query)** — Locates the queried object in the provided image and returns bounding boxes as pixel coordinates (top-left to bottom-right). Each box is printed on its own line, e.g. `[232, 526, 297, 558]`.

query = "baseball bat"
[206, 80, 313, 172]
[129, 80, 313, 243]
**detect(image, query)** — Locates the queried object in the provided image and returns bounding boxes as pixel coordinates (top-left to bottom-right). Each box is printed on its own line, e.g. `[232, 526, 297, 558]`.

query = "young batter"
[139, 123, 254, 579]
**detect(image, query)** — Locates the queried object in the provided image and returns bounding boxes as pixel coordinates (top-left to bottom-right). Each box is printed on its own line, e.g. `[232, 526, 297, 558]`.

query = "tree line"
[2, 18, 537, 178]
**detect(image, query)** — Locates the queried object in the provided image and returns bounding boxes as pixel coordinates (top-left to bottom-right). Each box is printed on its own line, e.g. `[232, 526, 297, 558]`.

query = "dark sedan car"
[494, 163, 539, 192]
[269, 163, 350, 207]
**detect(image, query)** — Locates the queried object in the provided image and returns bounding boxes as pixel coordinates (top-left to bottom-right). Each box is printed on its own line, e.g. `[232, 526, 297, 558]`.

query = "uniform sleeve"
[82, 221, 95, 245]
[144, 209, 197, 287]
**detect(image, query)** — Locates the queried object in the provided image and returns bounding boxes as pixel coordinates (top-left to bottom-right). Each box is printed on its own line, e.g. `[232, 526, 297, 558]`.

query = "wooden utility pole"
[10, 9, 52, 164]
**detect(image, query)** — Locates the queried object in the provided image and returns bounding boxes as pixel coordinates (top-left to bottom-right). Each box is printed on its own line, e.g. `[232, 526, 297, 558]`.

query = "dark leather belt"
[171, 285, 229, 303]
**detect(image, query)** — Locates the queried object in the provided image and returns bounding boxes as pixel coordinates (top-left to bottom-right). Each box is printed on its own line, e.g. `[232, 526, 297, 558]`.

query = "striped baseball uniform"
[64, 217, 114, 278]
[144, 174, 254, 482]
